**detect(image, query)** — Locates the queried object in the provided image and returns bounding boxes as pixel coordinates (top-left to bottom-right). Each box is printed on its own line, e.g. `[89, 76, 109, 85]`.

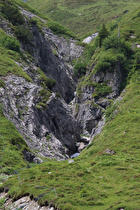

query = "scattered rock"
[83, 33, 98, 44]
[130, 35, 136, 39]
[33, 157, 43, 164]
[123, 10, 129, 13]
[70, 153, 80, 159]
[23, 149, 35, 162]
[68, 159, 75, 163]
[77, 142, 86, 152]
[104, 148, 115, 155]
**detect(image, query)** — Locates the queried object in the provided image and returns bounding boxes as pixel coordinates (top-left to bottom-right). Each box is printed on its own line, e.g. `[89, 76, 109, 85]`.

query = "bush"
[45, 77, 56, 89]
[74, 62, 87, 78]
[0, 79, 5, 88]
[103, 35, 132, 57]
[14, 25, 32, 42]
[98, 23, 109, 47]
[40, 75, 56, 90]
[1, 1, 24, 25]
[1, 36, 20, 52]
[94, 51, 122, 72]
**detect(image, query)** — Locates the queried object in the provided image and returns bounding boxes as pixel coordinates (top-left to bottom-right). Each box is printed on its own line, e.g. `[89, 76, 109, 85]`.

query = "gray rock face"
[0, 75, 80, 160]
[83, 32, 98, 44]
[73, 63, 122, 135]
[0, 8, 83, 160]
[0, 192, 58, 210]
[20, 8, 83, 103]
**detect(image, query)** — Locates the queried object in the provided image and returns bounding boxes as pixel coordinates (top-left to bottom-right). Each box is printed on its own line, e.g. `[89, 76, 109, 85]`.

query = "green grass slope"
[0, 107, 30, 174]
[1, 71, 140, 210]
[0, 30, 32, 173]
[27, 0, 140, 37]
[0, 1, 140, 209]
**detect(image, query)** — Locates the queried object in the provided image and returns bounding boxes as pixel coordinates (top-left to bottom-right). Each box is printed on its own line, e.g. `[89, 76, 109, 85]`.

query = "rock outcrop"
[20, 7, 83, 103]
[73, 62, 122, 136]
[0, 7, 83, 160]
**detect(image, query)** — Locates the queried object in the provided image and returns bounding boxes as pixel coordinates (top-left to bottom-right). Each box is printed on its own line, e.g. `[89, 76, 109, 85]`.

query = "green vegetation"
[1, 72, 140, 209]
[0, 0, 76, 39]
[27, 0, 140, 37]
[0, 48, 32, 81]
[0, 108, 29, 174]
[98, 23, 109, 47]
[36, 88, 52, 109]
[0, 79, 5, 88]
[74, 62, 87, 78]
[0, 30, 20, 52]
[0, 0, 139, 209]
[37, 67, 56, 89]
[1, 0, 25, 25]
[0, 197, 5, 209]
[0, 29, 32, 81]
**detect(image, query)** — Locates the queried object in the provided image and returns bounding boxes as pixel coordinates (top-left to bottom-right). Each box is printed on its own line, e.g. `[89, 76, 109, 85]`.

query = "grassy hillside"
[27, 0, 140, 37]
[0, 108, 30, 174]
[1, 71, 140, 209]
[0, 0, 140, 209]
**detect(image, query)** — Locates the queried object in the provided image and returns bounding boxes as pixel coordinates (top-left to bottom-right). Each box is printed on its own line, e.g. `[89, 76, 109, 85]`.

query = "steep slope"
[27, 0, 140, 37]
[0, 0, 140, 209]
[0, 0, 83, 162]
[1, 70, 140, 209]
[72, 5, 140, 138]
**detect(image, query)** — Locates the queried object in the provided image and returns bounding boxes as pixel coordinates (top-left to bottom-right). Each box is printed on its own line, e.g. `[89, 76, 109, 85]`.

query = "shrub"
[0, 79, 5, 88]
[40, 75, 56, 90]
[1, 1, 24, 25]
[98, 23, 109, 47]
[14, 25, 32, 42]
[92, 83, 112, 98]
[94, 51, 121, 72]
[1, 36, 20, 52]
[74, 62, 87, 78]
[103, 35, 132, 57]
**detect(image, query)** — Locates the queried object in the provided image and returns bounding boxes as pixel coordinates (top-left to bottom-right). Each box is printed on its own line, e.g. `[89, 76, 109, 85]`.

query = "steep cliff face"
[0, 6, 83, 160]
[20, 8, 83, 103]
[1, 74, 80, 159]
[73, 62, 122, 136]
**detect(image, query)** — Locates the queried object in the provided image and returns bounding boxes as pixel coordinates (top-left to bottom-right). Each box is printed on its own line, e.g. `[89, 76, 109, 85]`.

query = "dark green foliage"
[0, 79, 5, 88]
[40, 75, 56, 90]
[0, 108, 29, 174]
[93, 35, 133, 91]
[1, 0, 24, 25]
[94, 51, 121, 72]
[98, 23, 109, 47]
[1, 35, 20, 52]
[74, 62, 87, 78]
[14, 25, 32, 42]
[103, 35, 132, 58]
[45, 77, 56, 90]
[93, 83, 112, 98]
[36, 89, 52, 109]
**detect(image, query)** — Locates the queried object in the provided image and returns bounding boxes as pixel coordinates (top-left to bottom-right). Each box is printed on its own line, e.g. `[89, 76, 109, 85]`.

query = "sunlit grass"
[1, 73, 140, 209]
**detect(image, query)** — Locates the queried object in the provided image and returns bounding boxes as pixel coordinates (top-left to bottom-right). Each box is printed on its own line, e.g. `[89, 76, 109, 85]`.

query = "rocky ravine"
[72, 62, 123, 139]
[0, 6, 124, 161]
[0, 7, 83, 160]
